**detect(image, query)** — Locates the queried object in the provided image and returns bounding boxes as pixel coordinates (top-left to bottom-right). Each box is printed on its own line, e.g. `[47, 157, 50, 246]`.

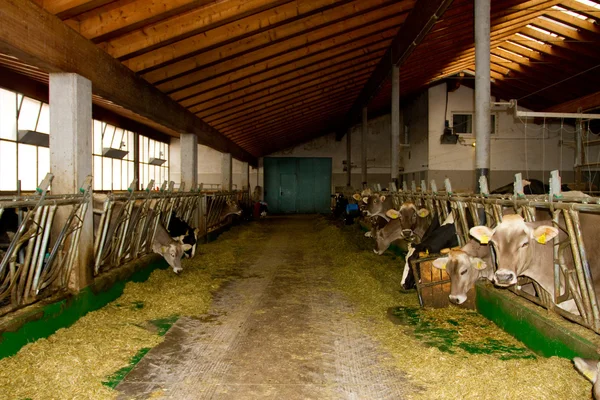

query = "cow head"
[152, 241, 192, 273]
[385, 203, 430, 240]
[469, 215, 558, 287]
[221, 200, 242, 220]
[432, 250, 489, 305]
[573, 357, 600, 400]
[363, 194, 389, 217]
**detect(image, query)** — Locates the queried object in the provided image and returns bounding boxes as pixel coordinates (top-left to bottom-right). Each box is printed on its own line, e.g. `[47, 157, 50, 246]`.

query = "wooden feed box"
[410, 250, 476, 309]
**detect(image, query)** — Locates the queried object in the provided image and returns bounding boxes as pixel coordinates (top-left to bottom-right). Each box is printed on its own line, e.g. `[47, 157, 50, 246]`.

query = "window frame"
[451, 112, 497, 136]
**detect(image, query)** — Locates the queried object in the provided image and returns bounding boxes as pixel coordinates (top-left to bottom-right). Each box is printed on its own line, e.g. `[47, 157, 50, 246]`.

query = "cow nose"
[401, 229, 413, 238]
[494, 270, 516, 286]
[449, 295, 466, 305]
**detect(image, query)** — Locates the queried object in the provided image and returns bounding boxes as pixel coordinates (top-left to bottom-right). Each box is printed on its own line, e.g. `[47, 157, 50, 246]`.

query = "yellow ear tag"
[480, 234, 489, 244]
[440, 263, 447, 270]
[584, 371, 595, 381]
[425, 249, 429, 256]
[389, 213, 399, 220]
[537, 233, 546, 245]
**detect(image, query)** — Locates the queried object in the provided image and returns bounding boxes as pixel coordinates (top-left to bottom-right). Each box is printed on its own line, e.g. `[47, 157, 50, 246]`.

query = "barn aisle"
[116, 216, 414, 399]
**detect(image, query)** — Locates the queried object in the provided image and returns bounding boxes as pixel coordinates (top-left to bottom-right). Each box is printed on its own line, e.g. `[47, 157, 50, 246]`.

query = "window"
[92, 120, 136, 191]
[452, 113, 497, 135]
[139, 135, 169, 191]
[0, 88, 50, 191]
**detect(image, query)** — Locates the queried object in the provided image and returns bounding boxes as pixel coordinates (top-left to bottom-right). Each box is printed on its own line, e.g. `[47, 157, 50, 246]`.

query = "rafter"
[0, 0, 255, 164]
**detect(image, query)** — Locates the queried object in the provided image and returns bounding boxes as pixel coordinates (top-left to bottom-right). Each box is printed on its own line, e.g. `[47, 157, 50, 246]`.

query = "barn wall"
[401, 90, 429, 182]
[170, 139, 257, 191]
[268, 114, 394, 189]
[427, 83, 576, 191]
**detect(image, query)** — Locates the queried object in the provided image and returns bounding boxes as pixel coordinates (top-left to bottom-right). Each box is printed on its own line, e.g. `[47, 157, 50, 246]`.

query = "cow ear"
[386, 209, 400, 219]
[380, 195, 386, 202]
[362, 197, 369, 204]
[182, 244, 192, 251]
[471, 257, 487, 270]
[432, 257, 448, 270]
[418, 208, 429, 218]
[352, 193, 361, 201]
[173, 235, 185, 243]
[470, 226, 493, 244]
[532, 226, 558, 244]
[573, 357, 599, 384]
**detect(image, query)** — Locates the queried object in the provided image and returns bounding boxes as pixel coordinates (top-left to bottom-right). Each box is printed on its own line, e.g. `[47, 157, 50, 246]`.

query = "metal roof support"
[391, 65, 400, 186]
[362, 106, 368, 189]
[346, 127, 352, 188]
[475, 0, 491, 193]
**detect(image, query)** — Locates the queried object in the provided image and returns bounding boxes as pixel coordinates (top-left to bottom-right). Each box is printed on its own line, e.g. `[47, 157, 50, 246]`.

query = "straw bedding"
[318, 220, 591, 400]
[0, 223, 268, 400]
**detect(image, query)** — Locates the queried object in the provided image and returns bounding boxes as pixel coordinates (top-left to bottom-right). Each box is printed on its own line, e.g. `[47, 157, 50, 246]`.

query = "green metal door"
[264, 157, 331, 214]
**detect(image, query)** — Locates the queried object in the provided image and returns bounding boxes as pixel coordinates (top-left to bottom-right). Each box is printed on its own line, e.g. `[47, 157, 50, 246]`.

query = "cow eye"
[521, 242, 529, 248]
[460, 269, 468, 276]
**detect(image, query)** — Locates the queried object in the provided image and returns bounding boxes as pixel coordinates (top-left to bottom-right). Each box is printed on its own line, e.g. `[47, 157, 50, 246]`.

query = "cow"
[573, 357, 600, 400]
[221, 199, 242, 220]
[92, 194, 191, 274]
[401, 213, 458, 289]
[166, 212, 198, 258]
[151, 222, 192, 274]
[431, 240, 493, 304]
[373, 205, 430, 255]
[469, 213, 600, 314]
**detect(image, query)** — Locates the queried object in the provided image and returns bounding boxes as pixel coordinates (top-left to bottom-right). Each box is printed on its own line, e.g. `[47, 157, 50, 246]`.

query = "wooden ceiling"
[3, 0, 600, 158]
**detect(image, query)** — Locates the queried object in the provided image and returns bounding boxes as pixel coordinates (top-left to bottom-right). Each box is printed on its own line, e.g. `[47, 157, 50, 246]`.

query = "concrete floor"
[116, 216, 413, 399]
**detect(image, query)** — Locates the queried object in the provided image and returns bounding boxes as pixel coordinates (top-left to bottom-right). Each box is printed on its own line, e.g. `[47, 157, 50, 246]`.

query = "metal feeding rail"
[0, 173, 91, 316]
[366, 171, 600, 334]
[0, 176, 250, 317]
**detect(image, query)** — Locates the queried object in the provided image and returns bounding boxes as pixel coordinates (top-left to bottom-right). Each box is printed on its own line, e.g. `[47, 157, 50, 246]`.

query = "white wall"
[170, 138, 256, 191]
[427, 83, 576, 191]
[401, 90, 429, 184]
[269, 114, 394, 188]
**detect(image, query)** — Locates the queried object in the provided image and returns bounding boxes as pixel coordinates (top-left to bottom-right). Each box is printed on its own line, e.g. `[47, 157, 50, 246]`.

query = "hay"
[315, 218, 591, 400]
[0, 222, 268, 400]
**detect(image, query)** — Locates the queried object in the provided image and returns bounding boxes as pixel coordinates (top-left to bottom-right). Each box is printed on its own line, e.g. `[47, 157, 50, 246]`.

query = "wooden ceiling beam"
[177, 31, 394, 108]
[560, 0, 600, 20]
[167, 24, 400, 102]
[152, 10, 408, 95]
[0, 0, 256, 164]
[335, 0, 455, 140]
[544, 90, 600, 113]
[201, 68, 374, 124]
[127, 0, 410, 75]
[545, 7, 600, 32]
[104, 0, 293, 61]
[226, 96, 355, 140]
[222, 88, 361, 137]
[211, 80, 368, 133]
[195, 50, 385, 117]
[64, 0, 223, 43]
[38, 0, 115, 20]
[235, 110, 346, 147]
[519, 26, 600, 61]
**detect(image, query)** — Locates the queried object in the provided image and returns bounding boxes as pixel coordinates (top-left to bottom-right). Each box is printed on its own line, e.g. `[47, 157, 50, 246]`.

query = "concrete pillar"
[180, 133, 198, 190]
[241, 162, 249, 192]
[346, 128, 352, 187]
[475, 0, 491, 192]
[361, 106, 368, 188]
[221, 152, 232, 191]
[391, 65, 400, 185]
[49, 73, 93, 291]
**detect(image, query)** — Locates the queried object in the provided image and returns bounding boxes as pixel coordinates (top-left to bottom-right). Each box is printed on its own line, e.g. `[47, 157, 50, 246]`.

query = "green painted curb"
[0, 256, 167, 360]
[475, 280, 600, 359]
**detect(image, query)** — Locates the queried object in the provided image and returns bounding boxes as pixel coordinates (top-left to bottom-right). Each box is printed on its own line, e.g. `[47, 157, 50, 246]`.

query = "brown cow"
[373, 205, 430, 255]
